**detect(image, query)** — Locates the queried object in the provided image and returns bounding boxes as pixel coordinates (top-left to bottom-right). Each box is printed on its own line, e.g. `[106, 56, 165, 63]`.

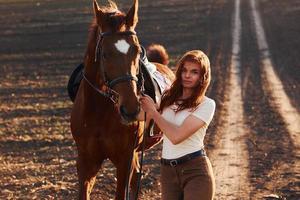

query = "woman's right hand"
[139, 95, 157, 119]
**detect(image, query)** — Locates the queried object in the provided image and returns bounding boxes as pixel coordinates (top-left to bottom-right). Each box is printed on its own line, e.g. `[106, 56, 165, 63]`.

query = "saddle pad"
[67, 63, 84, 102]
[144, 62, 171, 94]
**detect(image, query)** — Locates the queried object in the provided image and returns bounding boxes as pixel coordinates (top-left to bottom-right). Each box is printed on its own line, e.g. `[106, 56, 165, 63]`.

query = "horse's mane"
[85, 1, 127, 59]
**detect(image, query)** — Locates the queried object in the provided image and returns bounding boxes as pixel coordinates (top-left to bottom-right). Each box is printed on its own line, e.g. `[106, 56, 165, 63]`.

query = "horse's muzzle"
[119, 104, 141, 123]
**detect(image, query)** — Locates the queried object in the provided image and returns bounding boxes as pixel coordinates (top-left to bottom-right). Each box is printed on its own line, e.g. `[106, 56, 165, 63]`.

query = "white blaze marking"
[114, 39, 130, 54]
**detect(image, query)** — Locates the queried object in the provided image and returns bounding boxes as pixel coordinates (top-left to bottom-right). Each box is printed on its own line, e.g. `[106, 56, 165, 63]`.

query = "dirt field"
[0, 0, 299, 199]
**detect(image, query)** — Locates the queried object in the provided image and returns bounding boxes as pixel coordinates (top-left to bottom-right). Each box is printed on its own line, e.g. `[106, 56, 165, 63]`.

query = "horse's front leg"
[77, 150, 104, 200]
[115, 152, 139, 200]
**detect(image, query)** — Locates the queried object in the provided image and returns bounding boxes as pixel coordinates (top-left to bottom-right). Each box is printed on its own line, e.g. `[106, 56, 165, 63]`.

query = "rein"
[82, 72, 119, 103]
[125, 117, 147, 200]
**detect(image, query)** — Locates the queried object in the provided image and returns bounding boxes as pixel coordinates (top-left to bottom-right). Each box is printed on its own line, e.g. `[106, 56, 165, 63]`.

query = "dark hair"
[159, 50, 211, 112]
[146, 44, 169, 65]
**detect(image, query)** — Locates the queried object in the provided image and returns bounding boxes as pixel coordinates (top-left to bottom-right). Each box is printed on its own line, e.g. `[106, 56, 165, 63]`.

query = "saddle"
[67, 46, 167, 150]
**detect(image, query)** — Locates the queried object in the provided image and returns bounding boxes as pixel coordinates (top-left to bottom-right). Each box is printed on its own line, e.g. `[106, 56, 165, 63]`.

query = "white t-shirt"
[161, 96, 216, 159]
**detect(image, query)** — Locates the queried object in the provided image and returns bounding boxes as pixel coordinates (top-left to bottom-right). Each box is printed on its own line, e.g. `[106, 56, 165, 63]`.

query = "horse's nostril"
[120, 105, 126, 116]
[119, 105, 140, 121]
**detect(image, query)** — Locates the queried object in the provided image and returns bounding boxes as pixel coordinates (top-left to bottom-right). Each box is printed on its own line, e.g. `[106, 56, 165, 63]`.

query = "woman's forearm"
[150, 110, 206, 145]
[151, 111, 182, 144]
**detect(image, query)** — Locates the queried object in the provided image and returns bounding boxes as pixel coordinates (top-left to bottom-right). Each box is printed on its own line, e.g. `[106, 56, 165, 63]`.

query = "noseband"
[82, 30, 144, 103]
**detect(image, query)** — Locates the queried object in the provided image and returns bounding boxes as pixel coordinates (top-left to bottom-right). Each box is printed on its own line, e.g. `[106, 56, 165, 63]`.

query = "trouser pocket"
[181, 168, 202, 174]
[181, 156, 210, 176]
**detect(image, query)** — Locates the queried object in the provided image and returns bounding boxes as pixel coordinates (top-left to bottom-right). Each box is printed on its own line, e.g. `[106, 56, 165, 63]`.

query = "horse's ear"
[93, 0, 104, 26]
[126, 0, 138, 29]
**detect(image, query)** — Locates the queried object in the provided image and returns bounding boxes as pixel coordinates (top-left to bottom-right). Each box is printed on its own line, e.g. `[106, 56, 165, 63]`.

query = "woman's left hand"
[139, 95, 157, 118]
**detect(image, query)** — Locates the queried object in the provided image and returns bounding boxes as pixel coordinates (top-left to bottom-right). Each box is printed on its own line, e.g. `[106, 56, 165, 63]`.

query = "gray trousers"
[160, 156, 215, 200]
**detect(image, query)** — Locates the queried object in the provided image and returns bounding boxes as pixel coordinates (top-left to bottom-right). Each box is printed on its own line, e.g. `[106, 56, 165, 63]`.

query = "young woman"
[140, 50, 216, 200]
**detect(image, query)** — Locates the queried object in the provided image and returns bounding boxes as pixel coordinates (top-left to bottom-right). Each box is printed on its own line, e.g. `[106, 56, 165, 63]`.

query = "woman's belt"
[161, 149, 206, 167]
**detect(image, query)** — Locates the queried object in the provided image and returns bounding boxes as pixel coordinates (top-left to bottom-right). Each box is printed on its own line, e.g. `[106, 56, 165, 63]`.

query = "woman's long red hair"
[159, 50, 211, 112]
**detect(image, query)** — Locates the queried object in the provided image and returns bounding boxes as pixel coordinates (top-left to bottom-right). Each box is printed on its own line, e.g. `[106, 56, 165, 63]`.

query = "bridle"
[82, 30, 144, 104]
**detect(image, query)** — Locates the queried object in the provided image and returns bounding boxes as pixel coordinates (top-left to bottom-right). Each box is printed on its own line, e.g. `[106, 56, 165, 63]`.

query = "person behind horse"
[140, 50, 216, 200]
[146, 43, 170, 66]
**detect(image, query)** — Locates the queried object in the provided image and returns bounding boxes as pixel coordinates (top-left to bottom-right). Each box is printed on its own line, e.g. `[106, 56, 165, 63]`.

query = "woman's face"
[181, 61, 201, 89]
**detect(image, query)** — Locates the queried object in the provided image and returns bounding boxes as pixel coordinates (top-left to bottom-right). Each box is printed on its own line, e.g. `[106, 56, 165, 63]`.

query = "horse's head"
[92, 0, 142, 124]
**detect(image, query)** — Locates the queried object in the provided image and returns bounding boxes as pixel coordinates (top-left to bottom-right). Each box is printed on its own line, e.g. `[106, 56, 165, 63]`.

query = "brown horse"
[70, 0, 174, 199]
